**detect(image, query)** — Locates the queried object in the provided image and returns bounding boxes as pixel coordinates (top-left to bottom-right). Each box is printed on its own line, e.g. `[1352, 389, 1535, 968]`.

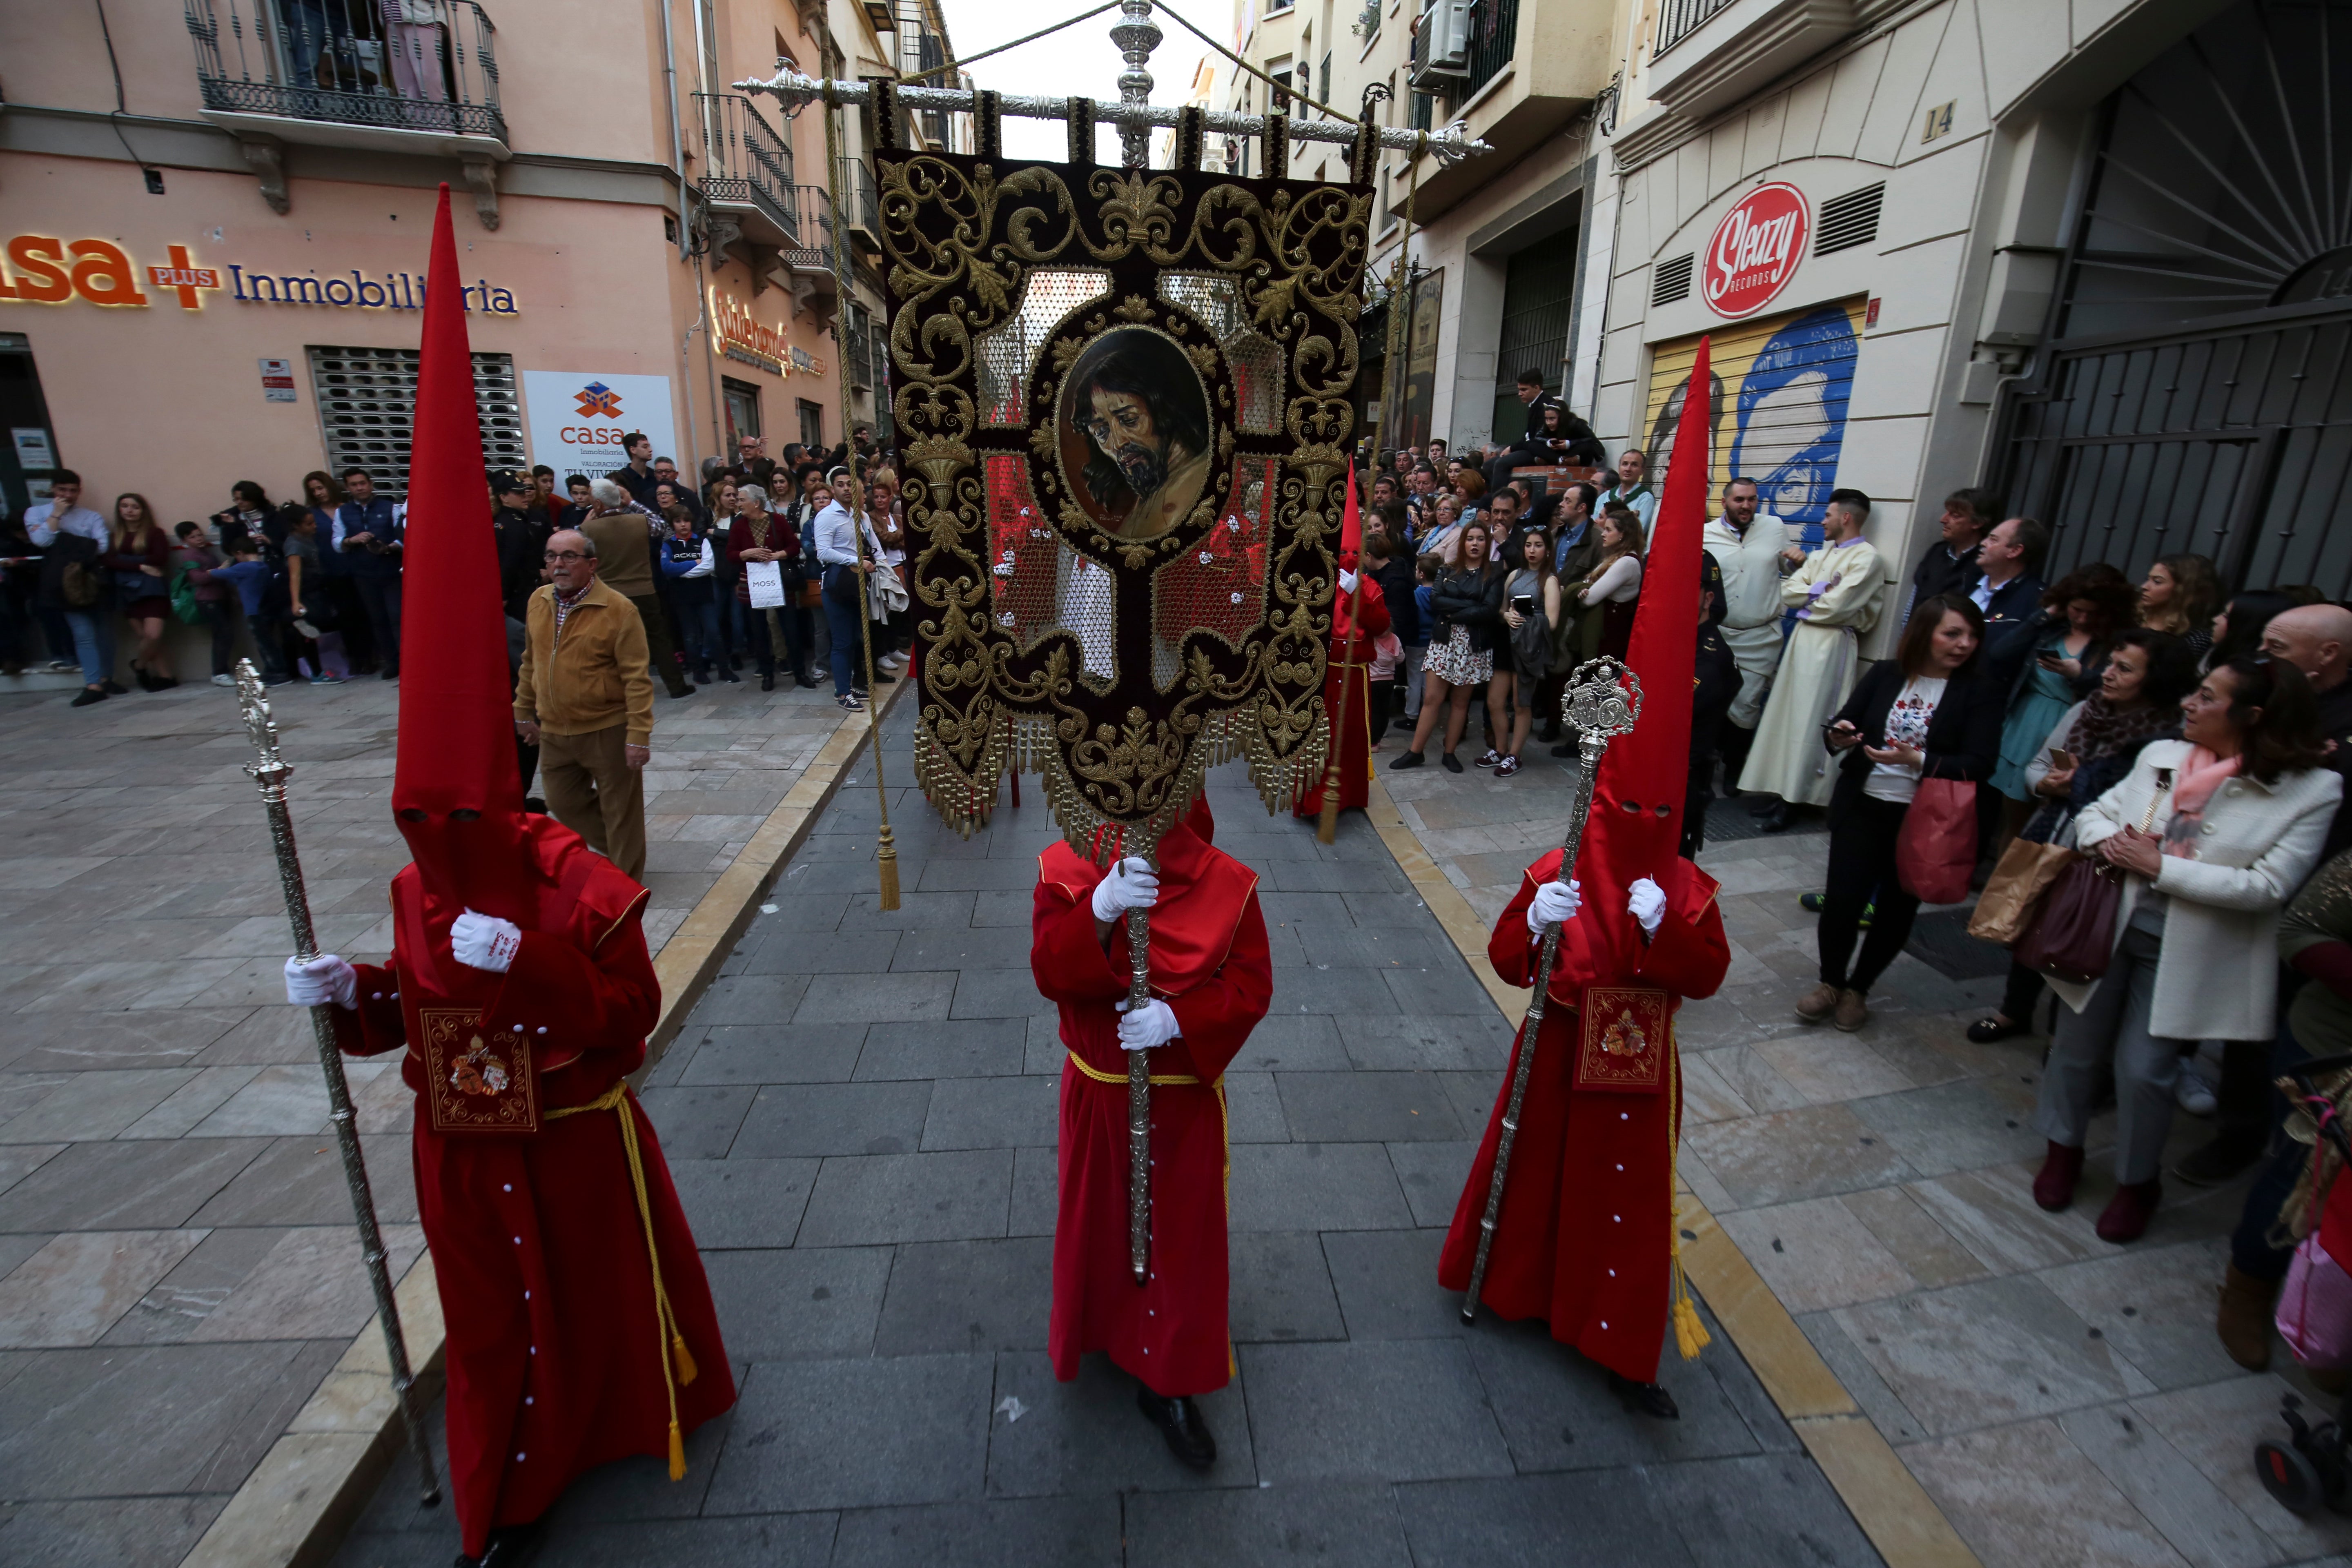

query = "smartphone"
[2048, 748, 2076, 771]
[1511, 593, 1536, 614]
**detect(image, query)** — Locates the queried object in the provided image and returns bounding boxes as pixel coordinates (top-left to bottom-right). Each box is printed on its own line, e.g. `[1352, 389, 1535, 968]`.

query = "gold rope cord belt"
[1065, 1049, 1234, 1251]
[1064, 1049, 1207, 1088]
[548, 1082, 699, 1478]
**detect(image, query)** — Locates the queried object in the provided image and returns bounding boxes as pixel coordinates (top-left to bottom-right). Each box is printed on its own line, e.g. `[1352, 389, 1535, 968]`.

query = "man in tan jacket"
[514, 529, 656, 880]
[581, 479, 694, 700]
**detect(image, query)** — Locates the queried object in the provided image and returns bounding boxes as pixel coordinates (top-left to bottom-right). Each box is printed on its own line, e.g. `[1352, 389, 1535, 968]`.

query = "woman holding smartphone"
[1795, 595, 2004, 1033]
[1486, 525, 1560, 779]
[1390, 521, 1506, 773]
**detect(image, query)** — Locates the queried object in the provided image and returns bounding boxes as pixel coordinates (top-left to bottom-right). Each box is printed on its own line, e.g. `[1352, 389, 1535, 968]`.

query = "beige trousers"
[539, 723, 646, 882]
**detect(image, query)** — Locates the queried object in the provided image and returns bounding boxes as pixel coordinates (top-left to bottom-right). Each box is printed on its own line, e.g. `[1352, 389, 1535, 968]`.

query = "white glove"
[1091, 857, 1160, 922]
[1115, 997, 1180, 1051]
[1527, 878, 1581, 933]
[1339, 569, 1359, 595]
[1628, 878, 1666, 936]
[285, 953, 358, 1010]
[450, 909, 523, 973]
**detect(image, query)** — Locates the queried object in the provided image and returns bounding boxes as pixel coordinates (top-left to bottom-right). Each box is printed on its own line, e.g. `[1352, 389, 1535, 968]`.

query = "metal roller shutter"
[307, 345, 528, 495]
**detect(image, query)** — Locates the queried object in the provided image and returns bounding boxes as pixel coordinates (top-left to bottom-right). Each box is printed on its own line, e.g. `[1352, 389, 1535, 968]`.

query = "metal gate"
[307, 345, 526, 496]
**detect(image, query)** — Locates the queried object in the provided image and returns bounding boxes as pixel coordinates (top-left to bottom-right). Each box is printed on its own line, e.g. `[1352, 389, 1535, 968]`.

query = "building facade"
[0, 0, 956, 523]
[1590, 0, 2352, 636]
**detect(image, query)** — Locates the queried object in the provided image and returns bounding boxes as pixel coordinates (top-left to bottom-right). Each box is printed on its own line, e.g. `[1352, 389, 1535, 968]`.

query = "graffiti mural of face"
[1087, 386, 1168, 498]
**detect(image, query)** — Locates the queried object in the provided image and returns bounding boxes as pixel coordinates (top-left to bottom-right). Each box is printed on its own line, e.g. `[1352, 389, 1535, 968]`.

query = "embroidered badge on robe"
[419, 1009, 539, 1134]
[1573, 985, 1671, 1094]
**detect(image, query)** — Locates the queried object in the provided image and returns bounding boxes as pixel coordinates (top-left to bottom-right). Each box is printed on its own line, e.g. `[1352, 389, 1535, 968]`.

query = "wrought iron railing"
[836, 156, 880, 237]
[791, 183, 837, 272]
[1653, 0, 1735, 58]
[185, 0, 505, 143]
[697, 91, 805, 243]
[1463, 0, 1518, 102]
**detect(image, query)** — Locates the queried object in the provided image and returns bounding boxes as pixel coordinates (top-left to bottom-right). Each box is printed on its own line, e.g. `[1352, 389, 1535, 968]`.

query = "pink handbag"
[2277, 1233, 2352, 1370]
[1895, 777, 1978, 904]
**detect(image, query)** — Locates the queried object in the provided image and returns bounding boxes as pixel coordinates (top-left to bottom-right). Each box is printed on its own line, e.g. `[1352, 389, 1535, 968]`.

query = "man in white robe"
[1701, 477, 1792, 794]
[1738, 489, 1888, 826]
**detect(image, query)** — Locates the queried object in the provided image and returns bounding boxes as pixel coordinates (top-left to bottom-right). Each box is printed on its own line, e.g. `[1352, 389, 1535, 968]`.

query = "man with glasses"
[514, 530, 655, 880]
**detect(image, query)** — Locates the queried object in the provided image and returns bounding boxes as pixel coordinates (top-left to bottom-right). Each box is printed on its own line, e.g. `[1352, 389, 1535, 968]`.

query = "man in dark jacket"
[490, 472, 549, 621]
[334, 467, 404, 679]
[1905, 488, 1998, 626]
[1971, 516, 2049, 695]
[606, 432, 660, 509]
[1687, 553, 1741, 858]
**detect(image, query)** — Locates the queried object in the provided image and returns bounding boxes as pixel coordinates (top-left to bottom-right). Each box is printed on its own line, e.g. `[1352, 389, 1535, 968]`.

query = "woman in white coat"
[2031, 656, 2339, 1242]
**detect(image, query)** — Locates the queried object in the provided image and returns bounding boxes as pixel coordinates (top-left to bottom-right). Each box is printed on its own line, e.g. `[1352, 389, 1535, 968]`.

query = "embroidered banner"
[1573, 985, 1672, 1095]
[877, 149, 1372, 854]
[418, 1008, 540, 1134]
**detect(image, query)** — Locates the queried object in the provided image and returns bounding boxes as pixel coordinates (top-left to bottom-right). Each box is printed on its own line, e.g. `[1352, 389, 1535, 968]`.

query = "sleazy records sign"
[878, 140, 1374, 854]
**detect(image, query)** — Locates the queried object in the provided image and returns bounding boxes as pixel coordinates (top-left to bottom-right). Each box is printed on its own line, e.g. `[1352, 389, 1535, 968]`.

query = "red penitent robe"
[331, 822, 734, 1557]
[1034, 822, 1273, 1396]
[1438, 847, 1730, 1382]
[1294, 574, 1392, 820]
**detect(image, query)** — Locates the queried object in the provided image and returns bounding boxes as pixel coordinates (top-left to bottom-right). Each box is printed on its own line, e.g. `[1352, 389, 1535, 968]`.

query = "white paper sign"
[11, 428, 54, 469]
[258, 358, 296, 403]
[521, 371, 679, 481]
[743, 559, 786, 609]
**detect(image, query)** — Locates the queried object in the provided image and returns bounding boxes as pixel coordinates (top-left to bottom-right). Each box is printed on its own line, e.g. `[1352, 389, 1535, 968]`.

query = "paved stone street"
[333, 699, 1878, 1567]
[1385, 753, 2352, 1568]
[0, 670, 860, 1567]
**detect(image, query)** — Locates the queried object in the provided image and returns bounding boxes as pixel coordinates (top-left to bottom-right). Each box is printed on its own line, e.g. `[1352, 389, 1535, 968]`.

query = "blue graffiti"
[1727, 305, 1858, 543]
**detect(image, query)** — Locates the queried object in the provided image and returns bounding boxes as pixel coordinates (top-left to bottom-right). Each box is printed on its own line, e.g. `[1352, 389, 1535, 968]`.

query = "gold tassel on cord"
[876, 827, 902, 911]
[671, 1332, 698, 1387]
[667, 1419, 686, 1481]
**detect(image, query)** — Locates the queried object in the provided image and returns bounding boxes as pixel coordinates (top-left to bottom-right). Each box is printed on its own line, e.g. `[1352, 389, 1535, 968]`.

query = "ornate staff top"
[1564, 657, 1642, 744]
[736, 70, 1492, 165]
[236, 664, 291, 785]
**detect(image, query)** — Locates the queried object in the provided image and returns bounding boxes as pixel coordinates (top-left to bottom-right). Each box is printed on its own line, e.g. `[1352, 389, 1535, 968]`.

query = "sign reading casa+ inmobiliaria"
[521, 372, 678, 481]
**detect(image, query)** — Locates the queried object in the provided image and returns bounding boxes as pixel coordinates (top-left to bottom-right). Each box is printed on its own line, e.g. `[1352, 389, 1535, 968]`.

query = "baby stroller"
[2256, 1051, 2352, 1515]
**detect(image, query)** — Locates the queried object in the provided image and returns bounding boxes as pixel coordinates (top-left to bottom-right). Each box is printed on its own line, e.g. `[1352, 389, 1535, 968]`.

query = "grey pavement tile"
[1262, 859, 1408, 893]
[1339, 1013, 1515, 1073]
[1260, 919, 1309, 967]
[1025, 1016, 1072, 1076]
[1682, 1103, 1922, 1209]
[1257, 892, 1354, 930]
[1227, 1143, 1412, 1232]
[949, 969, 1058, 1020]
[837, 891, 980, 931]
[102, 1227, 282, 1347]
[2055, 1401, 2281, 1568]
[917, 857, 1042, 891]
[1242, 1339, 1514, 1484]
[892, 927, 1035, 972]
[1848, 1077, 2045, 1179]
[0, 1338, 344, 1497]
[1229, 1014, 1350, 1073]
[857, 1018, 1027, 1081]
[1266, 966, 1405, 1017]
[0, 1230, 206, 1349]
[636, 1086, 758, 1161]
[687, 973, 815, 1027]
[701, 1246, 893, 1360]
[1278, 1071, 1467, 1143]
[0, 1144, 65, 1201]
[1228, 1231, 1347, 1345]
[1383, 963, 1504, 1015]
[543, 1409, 737, 1527]
[1386, 1141, 1477, 1229]
[0, 1138, 269, 1233]
[1648, 1453, 1882, 1566]
[1220, 1072, 1289, 1144]
[669, 1158, 819, 1250]
[703, 1353, 993, 1513]
[0, 1069, 199, 1143]
[1437, 1071, 1505, 1137]
[186, 1134, 418, 1226]
[733, 1081, 934, 1159]
[1009, 1146, 1058, 1238]
[1461, 1316, 1767, 1471]
[970, 890, 1035, 927]
[920, 1074, 1060, 1151]
[1296, 924, 1462, 970]
[788, 858, 927, 894]
[797, 1150, 1014, 1246]
[1342, 891, 1444, 925]
[748, 891, 851, 932]
[1395, 1472, 1698, 1568]
[2, 1008, 251, 1073]
[873, 1237, 1055, 1356]
[1321, 1227, 1469, 1340]
[1125, 1481, 1413, 1567]
[984, 1350, 1257, 1497]
[674, 1024, 866, 1085]
[795, 973, 958, 1025]
[737, 930, 899, 975]
[832, 1497, 1122, 1568]
[0, 1496, 229, 1568]
[533, 1512, 839, 1567]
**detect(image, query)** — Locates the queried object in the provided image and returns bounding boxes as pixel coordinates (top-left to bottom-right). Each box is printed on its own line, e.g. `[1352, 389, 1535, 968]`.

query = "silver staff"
[1461, 658, 1642, 1324]
[1126, 895, 1152, 1284]
[233, 661, 440, 1504]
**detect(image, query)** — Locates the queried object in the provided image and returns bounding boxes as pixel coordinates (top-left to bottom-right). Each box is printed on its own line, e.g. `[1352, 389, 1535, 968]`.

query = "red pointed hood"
[1581, 336, 1711, 939]
[390, 185, 538, 923]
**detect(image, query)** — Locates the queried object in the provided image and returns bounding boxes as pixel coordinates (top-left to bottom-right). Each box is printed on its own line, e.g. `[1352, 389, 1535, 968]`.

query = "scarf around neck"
[2161, 744, 2241, 859]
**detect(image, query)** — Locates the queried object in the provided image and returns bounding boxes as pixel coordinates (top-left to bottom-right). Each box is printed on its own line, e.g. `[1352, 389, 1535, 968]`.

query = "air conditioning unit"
[1410, 1, 1470, 88]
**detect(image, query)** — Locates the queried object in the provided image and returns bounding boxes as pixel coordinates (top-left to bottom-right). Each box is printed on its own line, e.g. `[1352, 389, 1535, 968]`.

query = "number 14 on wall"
[1920, 100, 1957, 144]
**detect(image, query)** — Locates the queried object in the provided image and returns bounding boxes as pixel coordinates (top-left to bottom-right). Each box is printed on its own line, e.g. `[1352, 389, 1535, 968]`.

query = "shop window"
[798, 398, 825, 452]
[0, 334, 60, 523]
[722, 376, 763, 452]
[306, 345, 526, 497]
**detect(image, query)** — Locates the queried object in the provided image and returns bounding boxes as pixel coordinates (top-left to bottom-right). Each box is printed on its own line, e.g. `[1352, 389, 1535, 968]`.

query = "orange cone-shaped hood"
[390, 185, 533, 921]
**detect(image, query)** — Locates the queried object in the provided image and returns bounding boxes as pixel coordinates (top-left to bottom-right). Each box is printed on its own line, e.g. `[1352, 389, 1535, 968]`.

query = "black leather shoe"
[456, 1517, 546, 1568]
[760, 671, 775, 691]
[1388, 750, 1425, 770]
[1966, 1014, 2027, 1044]
[1608, 1372, 1681, 1421]
[1747, 793, 1782, 817]
[1759, 804, 1795, 833]
[1137, 1384, 1216, 1470]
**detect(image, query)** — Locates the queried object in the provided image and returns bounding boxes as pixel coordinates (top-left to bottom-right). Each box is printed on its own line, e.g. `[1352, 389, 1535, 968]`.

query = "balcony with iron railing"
[835, 156, 882, 249]
[184, 0, 507, 158]
[1401, 0, 1612, 222]
[1639, 0, 1862, 126]
[696, 91, 839, 312]
[1654, 0, 1736, 55]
